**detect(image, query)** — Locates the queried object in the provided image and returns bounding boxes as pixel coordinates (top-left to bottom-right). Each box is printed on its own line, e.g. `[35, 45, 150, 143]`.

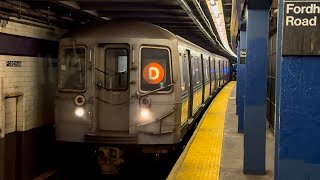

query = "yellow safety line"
[167, 81, 236, 180]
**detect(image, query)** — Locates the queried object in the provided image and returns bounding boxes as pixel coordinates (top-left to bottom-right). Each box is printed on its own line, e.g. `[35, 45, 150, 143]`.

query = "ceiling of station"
[221, 0, 232, 45]
[0, 0, 237, 62]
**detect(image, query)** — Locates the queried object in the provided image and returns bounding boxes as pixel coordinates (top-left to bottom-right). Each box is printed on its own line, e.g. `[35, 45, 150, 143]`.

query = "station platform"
[167, 82, 274, 180]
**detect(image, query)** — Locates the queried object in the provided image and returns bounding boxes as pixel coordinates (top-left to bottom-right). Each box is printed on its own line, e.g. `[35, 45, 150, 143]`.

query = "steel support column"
[237, 24, 246, 133]
[275, 0, 320, 179]
[243, 0, 270, 174]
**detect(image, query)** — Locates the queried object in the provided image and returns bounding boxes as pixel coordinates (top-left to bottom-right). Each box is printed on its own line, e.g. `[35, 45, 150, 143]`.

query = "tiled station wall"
[0, 17, 66, 138]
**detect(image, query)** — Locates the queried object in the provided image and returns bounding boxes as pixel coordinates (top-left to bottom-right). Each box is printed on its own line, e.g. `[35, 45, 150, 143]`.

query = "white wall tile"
[0, 18, 63, 136]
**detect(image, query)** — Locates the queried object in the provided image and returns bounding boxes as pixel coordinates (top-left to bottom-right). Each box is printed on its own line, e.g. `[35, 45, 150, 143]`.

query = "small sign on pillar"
[240, 49, 246, 64]
[282, 0, 320, 55]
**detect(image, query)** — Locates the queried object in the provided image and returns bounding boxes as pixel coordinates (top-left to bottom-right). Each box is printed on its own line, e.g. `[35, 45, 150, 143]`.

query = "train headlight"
[75, 107, 85, 117]
[140, 108, 150, 119]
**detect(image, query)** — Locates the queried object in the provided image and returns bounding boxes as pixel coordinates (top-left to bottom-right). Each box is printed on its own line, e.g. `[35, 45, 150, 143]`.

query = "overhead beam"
[97, 12, 190, 20]
[77, 2, 180, 10]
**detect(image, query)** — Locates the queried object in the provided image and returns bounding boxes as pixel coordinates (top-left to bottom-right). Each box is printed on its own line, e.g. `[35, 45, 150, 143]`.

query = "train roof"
[62, 21, 177, 41]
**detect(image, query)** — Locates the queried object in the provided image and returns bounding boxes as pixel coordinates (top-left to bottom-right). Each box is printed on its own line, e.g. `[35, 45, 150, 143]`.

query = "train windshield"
[58, 46, 86, 91]
[140, 47, 172, 92]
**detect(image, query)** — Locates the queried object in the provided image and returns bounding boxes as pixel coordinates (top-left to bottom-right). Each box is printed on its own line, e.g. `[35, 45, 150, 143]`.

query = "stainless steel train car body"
[55, 21, 230, 152]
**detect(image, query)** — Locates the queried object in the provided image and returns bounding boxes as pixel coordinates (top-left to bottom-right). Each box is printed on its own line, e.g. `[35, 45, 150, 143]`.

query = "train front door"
[96, 44, 130, 131]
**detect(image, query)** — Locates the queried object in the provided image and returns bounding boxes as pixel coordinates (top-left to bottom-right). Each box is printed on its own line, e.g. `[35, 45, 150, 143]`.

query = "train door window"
[203, 59, 210, 83]
[210, 59, 215, 82]
[222, 61, 224, 77]
[197, 56, 203, 85]
[58, 46, 86, 91]
[105, 48, 128, 90]
[191, 55, 195, 86]
[140, 47, 172, 92]
[179, 53, 189, 93]
[192, 55, 201, 87]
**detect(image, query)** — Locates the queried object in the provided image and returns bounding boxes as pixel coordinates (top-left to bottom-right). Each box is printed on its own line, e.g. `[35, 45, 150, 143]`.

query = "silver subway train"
[55, 21, 230, 172]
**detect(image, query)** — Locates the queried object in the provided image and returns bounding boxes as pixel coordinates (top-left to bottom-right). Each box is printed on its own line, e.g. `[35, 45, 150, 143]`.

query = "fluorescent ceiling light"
[216, 18, 221, 25]
[212, 5, 219, 17]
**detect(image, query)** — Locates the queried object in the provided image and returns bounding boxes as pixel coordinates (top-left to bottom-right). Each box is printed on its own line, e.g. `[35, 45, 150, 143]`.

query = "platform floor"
[168, 82, 274, 180]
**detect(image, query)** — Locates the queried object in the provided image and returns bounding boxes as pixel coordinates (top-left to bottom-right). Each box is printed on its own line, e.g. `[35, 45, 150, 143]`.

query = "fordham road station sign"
[282, 0, 320, 55]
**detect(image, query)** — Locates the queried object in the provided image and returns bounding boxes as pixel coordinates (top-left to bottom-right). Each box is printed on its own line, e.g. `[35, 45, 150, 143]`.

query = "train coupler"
[97, 147, 124, 174]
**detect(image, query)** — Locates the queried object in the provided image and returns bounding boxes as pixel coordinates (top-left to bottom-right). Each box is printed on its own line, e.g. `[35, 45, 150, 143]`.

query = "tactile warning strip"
[168, 82, 236, 180]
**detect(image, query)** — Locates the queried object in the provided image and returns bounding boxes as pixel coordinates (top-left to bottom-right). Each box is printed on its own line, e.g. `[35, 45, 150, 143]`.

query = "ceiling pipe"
[0, 1, 71, 26]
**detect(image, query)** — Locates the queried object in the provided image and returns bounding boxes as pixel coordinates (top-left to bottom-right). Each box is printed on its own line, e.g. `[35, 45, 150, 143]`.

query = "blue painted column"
[236, 42, 240, 115]
[237, 24, 246, 133]
[275, 0, 320, 179]
[243, 0, 270, 174]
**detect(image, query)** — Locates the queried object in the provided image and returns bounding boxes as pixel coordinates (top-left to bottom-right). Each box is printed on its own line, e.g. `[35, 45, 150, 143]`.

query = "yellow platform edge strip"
[167, 81, 236, 180]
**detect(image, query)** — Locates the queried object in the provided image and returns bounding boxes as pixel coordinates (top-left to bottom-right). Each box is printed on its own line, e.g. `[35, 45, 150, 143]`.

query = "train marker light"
[75, 107, 85, 117]
[140, 96, 151, 107]
[75, 95, 86, 106]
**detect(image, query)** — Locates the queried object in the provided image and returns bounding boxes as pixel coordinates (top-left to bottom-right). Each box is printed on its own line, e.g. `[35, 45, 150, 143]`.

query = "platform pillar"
[275, 0, 320, 179]
[236, 43, 239, 115]
[243, 0, 270, 174]
[237, 23, 246, 133]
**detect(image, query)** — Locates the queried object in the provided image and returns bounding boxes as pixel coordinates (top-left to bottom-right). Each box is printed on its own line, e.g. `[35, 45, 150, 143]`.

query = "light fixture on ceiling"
[212, 5, 220, 18]
[216, 17, 221, 25]
[210, 0, 216, 6]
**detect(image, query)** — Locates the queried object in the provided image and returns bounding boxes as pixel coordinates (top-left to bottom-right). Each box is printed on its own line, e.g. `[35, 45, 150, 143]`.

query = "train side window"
[179, 53, 189, 93]
[105, 48, 128, 90]
[140, 47, 172, 92]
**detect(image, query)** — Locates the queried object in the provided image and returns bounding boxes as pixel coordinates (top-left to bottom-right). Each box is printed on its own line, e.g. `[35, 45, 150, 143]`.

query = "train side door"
[200, 54, 205, 103]
[179, 49, 190, 125]
[186, 50, 193, 120]
[222, 61, 225, 84]
[96, 44, 130, 131]
[218, 60, 221, 87]
[209, 58, 215, 93]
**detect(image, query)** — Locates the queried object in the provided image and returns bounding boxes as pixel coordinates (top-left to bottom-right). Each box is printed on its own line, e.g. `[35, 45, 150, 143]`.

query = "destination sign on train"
[143, 62, 165, 84]
[282, 0, 320, 55]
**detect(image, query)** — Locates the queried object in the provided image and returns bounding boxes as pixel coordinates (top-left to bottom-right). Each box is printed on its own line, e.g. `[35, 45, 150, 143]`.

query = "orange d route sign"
[143, 62, 164, 84]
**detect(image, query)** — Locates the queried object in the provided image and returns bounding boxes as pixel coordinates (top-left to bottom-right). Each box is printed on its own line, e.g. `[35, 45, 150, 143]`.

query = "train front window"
[58, 46, 86, 91]
[140, 47, 172, 92]
[104, 48, 128, 90]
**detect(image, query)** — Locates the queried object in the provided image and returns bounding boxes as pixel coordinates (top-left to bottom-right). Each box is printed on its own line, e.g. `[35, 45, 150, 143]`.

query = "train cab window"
[140, 47, 172, 92]
[179, 53, 189, 93]
[105, 48, 128, 90]
[58, 46, 86, 91]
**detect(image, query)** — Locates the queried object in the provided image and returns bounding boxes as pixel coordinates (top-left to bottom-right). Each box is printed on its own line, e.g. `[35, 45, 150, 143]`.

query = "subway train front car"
[54, 21, 230, 174]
